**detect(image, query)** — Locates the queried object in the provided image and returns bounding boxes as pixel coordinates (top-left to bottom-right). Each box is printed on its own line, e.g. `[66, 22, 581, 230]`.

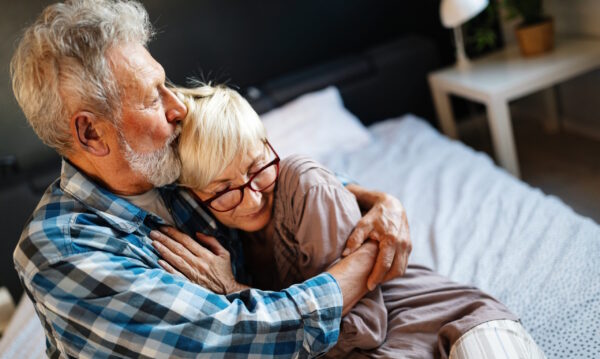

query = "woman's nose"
[239, 187, 262, 209]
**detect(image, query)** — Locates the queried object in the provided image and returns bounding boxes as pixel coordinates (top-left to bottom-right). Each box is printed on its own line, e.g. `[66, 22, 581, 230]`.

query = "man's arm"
[153, 227, 378, 317]
[344, 184, 412, 290]
[19, 238, 343, 358]
[327, 241, 378, 316]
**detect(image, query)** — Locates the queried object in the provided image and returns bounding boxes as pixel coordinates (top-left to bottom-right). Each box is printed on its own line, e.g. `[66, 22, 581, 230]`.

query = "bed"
[262, 87, 600, 358]
[2, 39, 599, 358]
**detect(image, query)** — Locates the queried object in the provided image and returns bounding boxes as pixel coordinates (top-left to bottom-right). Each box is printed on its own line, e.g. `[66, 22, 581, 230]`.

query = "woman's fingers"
[195, 232, 228, 257]
[152, 239, 196, 280]
[150, 230, 194, 261]
[366, 237, 395, 291]
[343, 222, 373, 256]
[158, 259, 185, 278]
[159, 226, 212, 258]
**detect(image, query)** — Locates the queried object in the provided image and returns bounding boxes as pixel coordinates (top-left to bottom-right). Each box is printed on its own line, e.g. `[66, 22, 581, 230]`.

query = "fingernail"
[149, 230, 159, 239]
[342, 249, 351, 256]
[152, 240, 162, 249]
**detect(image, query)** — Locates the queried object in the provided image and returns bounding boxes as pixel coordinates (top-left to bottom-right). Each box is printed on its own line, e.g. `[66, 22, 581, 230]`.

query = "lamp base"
[455, 48, 471, 71]
[453, 26, 471, 72]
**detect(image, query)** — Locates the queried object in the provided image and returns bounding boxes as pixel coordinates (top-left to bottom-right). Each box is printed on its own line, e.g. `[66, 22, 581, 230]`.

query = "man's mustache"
[167, 125, 182, 147]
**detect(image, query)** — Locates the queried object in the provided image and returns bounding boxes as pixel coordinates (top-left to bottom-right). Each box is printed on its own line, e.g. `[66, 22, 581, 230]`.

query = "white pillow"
[260, 86, 372, 162]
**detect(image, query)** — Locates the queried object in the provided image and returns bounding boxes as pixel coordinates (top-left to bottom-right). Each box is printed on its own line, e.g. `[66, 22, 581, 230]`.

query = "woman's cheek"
[210, 210, 237, 229]
[223, 214, 239, 229]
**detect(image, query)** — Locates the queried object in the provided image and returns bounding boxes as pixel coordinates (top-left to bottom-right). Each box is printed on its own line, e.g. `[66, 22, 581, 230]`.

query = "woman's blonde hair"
[176, 84, 267, 190]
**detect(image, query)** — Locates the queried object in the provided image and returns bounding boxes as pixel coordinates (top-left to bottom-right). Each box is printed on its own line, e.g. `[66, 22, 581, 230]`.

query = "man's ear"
[71, 111, 111, 156]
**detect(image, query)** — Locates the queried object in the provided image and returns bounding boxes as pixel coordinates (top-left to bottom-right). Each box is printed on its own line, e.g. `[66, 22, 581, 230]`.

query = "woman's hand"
[149, 227, 248, 294]
[344, 184, 412, 291]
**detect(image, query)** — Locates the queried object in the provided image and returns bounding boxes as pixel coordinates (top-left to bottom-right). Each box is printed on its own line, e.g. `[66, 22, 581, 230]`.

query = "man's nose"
[164, 87, 187, 124]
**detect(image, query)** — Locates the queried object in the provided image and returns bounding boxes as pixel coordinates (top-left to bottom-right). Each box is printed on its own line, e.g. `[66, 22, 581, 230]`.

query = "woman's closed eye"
[210, 184, 230, 194]
[249, 161, 268, 175]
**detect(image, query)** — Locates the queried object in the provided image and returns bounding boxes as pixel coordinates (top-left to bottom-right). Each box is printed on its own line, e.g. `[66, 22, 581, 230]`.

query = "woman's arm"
[280, 156, 388, 352]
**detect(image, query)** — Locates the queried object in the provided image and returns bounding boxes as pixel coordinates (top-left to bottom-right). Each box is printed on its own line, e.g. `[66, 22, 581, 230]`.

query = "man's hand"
[344, 184, 412, 291]
[150, 227, 248, 294]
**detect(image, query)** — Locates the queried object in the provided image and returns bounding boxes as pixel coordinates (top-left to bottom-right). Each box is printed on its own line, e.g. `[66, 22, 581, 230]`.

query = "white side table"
[428, 37, 600, 177]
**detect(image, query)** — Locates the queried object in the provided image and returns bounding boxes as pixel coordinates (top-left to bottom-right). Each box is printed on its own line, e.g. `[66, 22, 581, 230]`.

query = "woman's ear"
[71, 111, 110, 156]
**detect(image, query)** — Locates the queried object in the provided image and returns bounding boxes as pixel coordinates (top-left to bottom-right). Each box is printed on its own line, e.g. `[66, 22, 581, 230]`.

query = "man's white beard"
[119, 127, 182, 187]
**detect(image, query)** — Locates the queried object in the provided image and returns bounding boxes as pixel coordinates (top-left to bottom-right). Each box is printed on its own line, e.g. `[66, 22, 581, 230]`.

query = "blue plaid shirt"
[13, 160, 342, 358]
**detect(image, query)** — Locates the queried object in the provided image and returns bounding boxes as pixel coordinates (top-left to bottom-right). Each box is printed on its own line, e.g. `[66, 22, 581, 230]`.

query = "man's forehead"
[108, 43, 164, 85]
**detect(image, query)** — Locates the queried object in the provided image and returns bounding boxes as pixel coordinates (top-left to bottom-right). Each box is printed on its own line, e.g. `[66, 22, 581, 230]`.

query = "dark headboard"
[244, 35, 440, 126]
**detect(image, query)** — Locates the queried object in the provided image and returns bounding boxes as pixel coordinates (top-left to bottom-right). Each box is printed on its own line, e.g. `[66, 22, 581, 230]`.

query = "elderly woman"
[151, 84, 546, 359]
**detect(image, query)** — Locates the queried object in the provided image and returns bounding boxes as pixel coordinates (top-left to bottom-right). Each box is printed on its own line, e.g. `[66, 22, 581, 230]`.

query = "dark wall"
[144, 0, 453, 88]
[0, 0, 452, 301]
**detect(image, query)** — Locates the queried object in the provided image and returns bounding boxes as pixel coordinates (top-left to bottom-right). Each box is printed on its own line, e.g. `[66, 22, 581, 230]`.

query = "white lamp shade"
[440, 0, 489, 28]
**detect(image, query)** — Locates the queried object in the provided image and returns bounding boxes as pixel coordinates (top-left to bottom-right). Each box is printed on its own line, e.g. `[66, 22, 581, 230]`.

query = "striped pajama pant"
[450, 320, 547, 359]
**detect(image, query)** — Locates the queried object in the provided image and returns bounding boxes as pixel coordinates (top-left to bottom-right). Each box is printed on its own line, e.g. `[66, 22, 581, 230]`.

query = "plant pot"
[515, 18, 554, 57]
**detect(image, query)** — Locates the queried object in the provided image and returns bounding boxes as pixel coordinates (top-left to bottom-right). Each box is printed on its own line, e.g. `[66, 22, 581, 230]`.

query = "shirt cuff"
[285, 272, 343, 357]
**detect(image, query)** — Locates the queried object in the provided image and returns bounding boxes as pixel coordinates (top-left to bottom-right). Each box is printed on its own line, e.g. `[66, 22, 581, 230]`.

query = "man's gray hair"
[10, 0, 154, 155]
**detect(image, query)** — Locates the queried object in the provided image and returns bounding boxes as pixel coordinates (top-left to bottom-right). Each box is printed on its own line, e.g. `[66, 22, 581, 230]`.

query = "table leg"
[486, 99, 521, 178]
[430, 86, 458, 138]
[541, 87, 560, 133]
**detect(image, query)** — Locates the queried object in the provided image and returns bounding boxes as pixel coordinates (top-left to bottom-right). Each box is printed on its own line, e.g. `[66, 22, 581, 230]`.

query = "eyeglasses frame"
[192, 140, 280, 212]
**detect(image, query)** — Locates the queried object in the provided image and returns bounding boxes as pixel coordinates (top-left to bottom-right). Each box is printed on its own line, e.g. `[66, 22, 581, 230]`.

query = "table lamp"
[440, 0, 489, 71]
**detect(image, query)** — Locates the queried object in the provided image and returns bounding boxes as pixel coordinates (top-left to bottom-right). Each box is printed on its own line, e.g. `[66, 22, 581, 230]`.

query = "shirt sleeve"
[24, 247, 342, 358]
[287, 158, 388, 353]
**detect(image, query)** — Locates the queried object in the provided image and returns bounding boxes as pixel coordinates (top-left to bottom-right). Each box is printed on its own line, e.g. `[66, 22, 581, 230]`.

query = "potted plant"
[503, 0, 554, 56]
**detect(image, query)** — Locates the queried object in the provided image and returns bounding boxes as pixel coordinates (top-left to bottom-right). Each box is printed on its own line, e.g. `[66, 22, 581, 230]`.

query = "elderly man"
[11, 0, 411, 357]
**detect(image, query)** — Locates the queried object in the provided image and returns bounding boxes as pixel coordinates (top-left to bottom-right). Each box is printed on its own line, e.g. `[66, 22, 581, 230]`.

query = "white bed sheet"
[320, 114, 600, 358]
[0, 294, 44, 359]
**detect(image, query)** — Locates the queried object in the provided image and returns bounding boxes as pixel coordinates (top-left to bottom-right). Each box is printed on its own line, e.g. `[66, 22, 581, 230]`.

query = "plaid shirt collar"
[59, 159, 177, 233]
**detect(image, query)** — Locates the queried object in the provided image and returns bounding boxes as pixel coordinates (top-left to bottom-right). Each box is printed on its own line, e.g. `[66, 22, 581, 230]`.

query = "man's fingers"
[366, 240, 395, 291]
[343, 225, 372, 256]
[195, 232, 227, 256]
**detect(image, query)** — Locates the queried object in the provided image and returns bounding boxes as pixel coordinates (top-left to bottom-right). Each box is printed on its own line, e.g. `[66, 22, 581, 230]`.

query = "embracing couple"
[11, 1, 545, 358]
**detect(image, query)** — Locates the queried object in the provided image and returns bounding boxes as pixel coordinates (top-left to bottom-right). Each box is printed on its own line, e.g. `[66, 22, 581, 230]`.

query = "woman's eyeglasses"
[193, 141, 280, 212]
